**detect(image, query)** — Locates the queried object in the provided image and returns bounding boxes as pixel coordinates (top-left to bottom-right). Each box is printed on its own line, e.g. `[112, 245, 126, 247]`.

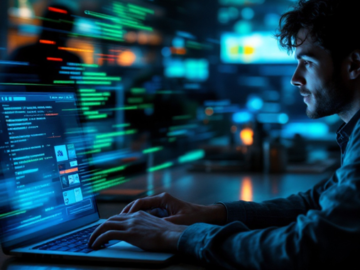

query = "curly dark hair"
[277, 0, 360, 63]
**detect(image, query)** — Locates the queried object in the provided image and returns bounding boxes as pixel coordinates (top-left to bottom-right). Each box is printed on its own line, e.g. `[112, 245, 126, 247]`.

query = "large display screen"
[221, 32, 296, 64]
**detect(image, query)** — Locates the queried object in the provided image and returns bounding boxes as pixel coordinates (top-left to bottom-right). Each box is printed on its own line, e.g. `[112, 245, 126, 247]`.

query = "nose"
[291, 66, 306, 87]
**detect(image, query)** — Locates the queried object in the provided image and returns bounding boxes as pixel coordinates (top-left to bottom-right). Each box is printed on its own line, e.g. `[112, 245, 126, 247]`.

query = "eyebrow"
[295, 52, 318, 60]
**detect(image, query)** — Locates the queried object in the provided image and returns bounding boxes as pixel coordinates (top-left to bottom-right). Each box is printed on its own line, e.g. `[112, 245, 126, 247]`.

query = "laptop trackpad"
[92, 241, 174, 261]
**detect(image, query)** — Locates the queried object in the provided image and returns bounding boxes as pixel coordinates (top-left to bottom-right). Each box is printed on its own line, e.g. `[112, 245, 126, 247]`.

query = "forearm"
[219, 176, 335, 229]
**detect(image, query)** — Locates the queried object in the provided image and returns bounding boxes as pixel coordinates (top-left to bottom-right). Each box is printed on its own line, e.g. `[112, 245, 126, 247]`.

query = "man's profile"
[88, 0, 360, 268]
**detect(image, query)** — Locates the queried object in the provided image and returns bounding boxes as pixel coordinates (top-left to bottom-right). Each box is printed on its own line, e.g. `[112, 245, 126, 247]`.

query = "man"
[88, 0, 360, 268]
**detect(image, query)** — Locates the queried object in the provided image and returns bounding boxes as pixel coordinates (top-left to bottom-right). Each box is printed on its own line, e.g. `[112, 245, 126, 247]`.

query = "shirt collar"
[337, 109, 360, 140]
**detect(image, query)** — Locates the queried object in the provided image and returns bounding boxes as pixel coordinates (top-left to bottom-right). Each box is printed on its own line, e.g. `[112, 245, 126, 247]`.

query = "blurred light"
[125, 32, 137, 43]
[240, 128, 254, 146]
[184, 59, 209, 81]
[229, 7, 239, 18]
[205, 107, 214, 116]
[47, 57, 63, 62]
[246, 95, 263, 111]
[48, 7, 68, 14]
[170, 47, 187, 55]
[178, 150, 205, 163]
[264, 13, 280, 28]
[58, 47, 93, 53]
[161, 47, 171, 57]
[278, 113, 289, 124]
[232, 112, 252, 123]
[39, 40, 56, 45]
[148, 162, 173, 172]
[234, 20, 252, 34]
[257, 113, 289, 124]
[262, 103, 281, 112]
[231, 125, 237, 133]
[172, 37, 185, 48]
[0, 61, 29, 66]
[138, 32, 149, 44]
[221, 32, 296, 64]
[324, 114, 341, 124]
[164, 59, 185, 78]
[241, 7, 254, 20]
[240, 177, 253, 202]
[9, 7, 33, 18]
[117, 51, 136, 66]
[176, 31, 196, 39]
[282, 122, 329, 138]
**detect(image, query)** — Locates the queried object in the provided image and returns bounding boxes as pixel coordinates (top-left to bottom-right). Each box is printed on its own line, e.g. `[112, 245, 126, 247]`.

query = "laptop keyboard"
[32, 224, 120, 253]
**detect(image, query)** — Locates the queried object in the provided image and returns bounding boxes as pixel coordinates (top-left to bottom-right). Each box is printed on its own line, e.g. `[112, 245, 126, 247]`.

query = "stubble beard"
[305, 76, 351, 119]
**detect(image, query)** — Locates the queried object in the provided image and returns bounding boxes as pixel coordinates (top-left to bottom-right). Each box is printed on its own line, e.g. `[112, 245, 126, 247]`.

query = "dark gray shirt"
[178, 111, 360, 269]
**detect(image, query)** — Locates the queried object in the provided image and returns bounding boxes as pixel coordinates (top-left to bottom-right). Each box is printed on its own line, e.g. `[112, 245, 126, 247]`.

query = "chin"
[306, 107, 321, 119]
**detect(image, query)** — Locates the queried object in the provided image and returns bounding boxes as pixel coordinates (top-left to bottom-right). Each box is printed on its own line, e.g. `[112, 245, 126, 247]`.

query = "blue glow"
[232, 112, 252, 123]
[0, 61, 29, 66]
[257, 113, 289, 124]
[278, 113, 289, 124]
[161, 47, 171, 57]
[282, 122, 329, 138]
[172, 37, 185, 48]
[164, 59, 185, 78]
[185, 59, 209, 81]
[247, 96, 263, 111]
[241, 7, 254, 20]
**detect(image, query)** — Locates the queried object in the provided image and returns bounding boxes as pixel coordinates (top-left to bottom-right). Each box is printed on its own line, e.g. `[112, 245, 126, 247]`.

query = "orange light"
[40, 40, 56, 45]
[96, 54, 116, 57]
[125, 32, 137, 43]
[170, 47, 187, 55]
[45, 113, 59, 116]
[240, 128, 254, 146]
[59, 167, 78, 175]
[205, 107, 214, 116]
[48, 7, 68, 14]
[138, 32, 149, 45]
[58, 47, 93, 53]
[117, 51, 136, 66]
[47, 57, 63, 62]
[240, 177, 253, 201]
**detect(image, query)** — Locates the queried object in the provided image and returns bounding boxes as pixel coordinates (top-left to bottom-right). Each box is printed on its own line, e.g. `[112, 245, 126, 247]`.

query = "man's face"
[291, 28, 349, 119]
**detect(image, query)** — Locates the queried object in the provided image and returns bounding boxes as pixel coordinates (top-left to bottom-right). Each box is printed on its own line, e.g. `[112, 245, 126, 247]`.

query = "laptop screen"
[0, 92, 98, 242]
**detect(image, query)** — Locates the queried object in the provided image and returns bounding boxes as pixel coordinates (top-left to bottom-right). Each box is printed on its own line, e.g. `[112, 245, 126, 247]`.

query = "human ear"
[348, 50, 360, 80]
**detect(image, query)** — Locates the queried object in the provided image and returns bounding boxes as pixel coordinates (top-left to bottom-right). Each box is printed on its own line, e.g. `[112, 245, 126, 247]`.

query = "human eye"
[303, 60, 312, 67]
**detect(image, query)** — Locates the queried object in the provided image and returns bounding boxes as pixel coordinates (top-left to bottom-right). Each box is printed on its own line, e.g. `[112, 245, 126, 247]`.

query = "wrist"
[166, 225, 187, 252]
[205, 204, 227, 225]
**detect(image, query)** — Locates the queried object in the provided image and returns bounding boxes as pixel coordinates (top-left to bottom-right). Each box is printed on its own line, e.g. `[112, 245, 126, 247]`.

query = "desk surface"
[0, 166, 333, 270]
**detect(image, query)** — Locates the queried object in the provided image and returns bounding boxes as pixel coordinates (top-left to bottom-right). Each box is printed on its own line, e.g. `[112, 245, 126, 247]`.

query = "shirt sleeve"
[178, 121, 360, 270]
[218, 175, 336, 229]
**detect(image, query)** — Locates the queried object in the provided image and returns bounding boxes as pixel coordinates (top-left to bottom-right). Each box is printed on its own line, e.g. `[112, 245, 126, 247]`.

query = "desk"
[0, 166, 333, 270]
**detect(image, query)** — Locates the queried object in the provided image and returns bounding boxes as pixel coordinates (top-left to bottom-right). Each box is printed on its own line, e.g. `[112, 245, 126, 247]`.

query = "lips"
[300, 90, 311, 97]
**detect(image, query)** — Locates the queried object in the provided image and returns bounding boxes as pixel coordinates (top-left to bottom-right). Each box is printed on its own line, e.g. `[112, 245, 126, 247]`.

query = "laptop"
[0, 91, 174, 264]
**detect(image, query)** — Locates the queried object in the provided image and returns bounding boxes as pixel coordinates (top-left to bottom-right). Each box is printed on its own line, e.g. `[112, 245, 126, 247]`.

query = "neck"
[338, 90, 360, 123]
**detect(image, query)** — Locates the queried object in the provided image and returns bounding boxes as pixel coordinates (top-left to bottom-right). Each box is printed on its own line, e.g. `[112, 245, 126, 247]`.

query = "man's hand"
[88, 211, 187, 252]
[121, 192, 227, 226]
